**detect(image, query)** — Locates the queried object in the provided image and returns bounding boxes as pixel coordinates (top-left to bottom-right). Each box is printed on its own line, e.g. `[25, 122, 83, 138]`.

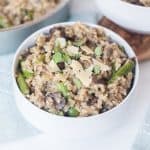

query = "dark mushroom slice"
[92, 75, 108, 85]
[57, 62, 65, 70]
[99, 102, 111, 113]
[45, 92, 66, 111]
[87, 93, 98, 106]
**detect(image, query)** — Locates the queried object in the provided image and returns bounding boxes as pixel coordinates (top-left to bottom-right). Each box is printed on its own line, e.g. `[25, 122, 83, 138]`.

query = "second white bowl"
[96, 0, 150, 34]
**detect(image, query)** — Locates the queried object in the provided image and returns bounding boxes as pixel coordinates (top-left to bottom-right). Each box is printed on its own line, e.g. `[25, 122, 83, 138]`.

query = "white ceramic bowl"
[12, 22, 139, 139]
[96, 0, 150, 34]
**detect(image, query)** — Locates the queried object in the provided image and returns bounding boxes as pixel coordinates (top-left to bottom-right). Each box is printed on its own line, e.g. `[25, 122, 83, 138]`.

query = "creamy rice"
[0, 0, 59, 29]
[16, 22, 135, 117]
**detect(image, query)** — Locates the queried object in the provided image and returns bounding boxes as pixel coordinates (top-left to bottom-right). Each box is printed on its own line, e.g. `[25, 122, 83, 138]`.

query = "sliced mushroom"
[45, 92, 66, 110]
[57, 62, 65, 70]
[92, 75, 107, 85]
[87, 93, 98, 106]
[99, 102, 111, 113]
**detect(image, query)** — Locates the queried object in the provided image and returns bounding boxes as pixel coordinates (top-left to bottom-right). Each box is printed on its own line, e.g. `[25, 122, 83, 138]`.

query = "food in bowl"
[15, 22, 135, 117]
[0, 0, 59, 29]
[123, 0, 150, 6]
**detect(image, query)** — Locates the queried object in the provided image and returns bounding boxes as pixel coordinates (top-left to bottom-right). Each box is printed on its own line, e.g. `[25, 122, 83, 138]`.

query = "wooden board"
[99, 17, 150, 62]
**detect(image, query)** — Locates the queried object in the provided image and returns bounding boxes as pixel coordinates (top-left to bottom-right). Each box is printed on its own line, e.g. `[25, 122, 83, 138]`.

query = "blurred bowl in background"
[0, 0, 69, 55]
[96, 0, 150, 34]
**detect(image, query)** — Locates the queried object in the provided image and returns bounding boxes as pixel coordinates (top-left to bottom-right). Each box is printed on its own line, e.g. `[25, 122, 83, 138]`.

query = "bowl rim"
[12, 21, 139, 120]
[0, 0, 69, 32]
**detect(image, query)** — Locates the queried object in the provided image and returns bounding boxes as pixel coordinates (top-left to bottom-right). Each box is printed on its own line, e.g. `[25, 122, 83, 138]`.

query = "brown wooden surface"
[99, 17, 150, 62]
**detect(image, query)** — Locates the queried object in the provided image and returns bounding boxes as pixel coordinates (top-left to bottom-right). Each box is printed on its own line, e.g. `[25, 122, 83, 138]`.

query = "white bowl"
[12, 22, 139, 139]
[96, 0, 150, 34]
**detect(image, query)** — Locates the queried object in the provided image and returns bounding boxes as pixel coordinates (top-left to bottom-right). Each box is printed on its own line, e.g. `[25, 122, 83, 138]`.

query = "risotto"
[0, 0, 59, 29]
[16, 22, 135, 117]
[123, 0, 150, 6]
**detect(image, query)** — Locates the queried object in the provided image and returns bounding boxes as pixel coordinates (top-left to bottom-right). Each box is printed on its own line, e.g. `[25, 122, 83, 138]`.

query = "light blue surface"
[0, 54, 39, 144]
[132, 108, 150, 150]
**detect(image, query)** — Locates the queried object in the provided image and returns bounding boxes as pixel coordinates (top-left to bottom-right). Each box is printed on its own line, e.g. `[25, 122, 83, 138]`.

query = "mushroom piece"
[92, 75, 107, 85]
[87, 93, 98, 106]
[45, 92, 66, 110]
[57, 62, 65, 70]
[99, 102, 112, 113]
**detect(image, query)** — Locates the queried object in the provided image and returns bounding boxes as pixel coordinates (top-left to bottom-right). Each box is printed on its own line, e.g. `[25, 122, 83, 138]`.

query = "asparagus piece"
[57, 82, 69, 98]
[17, 73, 30, 95]
[108, 59, 135, 84]
[20, 61, 34, 78]
[67, 107, 80, 117]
